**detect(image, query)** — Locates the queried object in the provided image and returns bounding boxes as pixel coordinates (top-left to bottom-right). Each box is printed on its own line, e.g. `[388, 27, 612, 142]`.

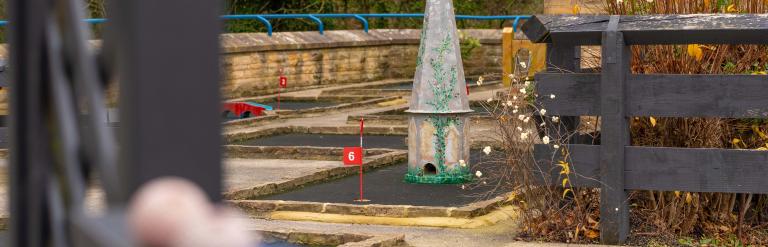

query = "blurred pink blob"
[127, 177, 257, 247]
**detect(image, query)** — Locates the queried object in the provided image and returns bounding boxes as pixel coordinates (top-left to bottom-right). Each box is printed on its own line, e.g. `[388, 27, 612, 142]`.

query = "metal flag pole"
[356, 118, 368, 202]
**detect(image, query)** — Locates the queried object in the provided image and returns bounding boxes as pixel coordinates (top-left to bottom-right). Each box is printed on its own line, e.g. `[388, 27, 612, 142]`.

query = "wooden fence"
[522, 14, 768, 244]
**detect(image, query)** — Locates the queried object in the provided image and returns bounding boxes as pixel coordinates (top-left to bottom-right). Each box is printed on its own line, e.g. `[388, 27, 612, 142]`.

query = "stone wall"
[220, 29, 502, 99]
[0, 29, 502, 103]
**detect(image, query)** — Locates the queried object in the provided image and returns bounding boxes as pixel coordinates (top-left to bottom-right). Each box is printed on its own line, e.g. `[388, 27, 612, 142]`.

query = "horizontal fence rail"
[522, 14, 768, 244]
[534, 144, 768, 193]
[524, 14, 768, 45]
[0, 14, 531, 36]
[536, 73, 768, 118]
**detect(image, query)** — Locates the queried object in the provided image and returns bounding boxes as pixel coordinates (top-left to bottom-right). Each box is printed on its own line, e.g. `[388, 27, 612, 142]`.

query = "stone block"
[405, 206, 449, 217]
[364, 205, 407, 217]
[323, 204, 367, 215]
[276, 201, 325, 213]
[232, 200, 278, 214]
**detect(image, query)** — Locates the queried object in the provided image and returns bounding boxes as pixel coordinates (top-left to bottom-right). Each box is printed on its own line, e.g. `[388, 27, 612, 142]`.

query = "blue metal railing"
[0, 14, 530, 37]
[225, 14, 530, 36]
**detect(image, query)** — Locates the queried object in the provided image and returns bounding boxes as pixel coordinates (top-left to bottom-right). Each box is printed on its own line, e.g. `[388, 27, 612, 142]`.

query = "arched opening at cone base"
[423, 163, 437, 175]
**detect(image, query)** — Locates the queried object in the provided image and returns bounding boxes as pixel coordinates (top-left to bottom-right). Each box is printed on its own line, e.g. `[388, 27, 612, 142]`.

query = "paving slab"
[233, 134, 407, 150]
[247, 218, 619, 247]
[0, 159, 345, 224]
[225, 159, 343, 193]
[246, 217, 522, 247]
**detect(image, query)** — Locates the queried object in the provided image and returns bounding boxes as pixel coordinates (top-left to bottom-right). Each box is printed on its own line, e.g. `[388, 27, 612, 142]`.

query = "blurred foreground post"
[111, 0, 223, 201]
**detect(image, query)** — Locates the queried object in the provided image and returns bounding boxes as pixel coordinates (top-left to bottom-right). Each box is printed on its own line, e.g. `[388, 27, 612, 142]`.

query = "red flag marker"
[343, 147, 362, 165]
[343, 118, 369, 202]
[277, 69, 287, 110]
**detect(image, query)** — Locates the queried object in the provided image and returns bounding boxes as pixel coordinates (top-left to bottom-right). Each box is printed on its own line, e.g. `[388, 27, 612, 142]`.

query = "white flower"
[542, 136, 551, 144]
[554, 144, 560, 149]
[539, 109, 547, 115]
[646, 0, 653, 2]
[506, 100, 513, 106]
[524, 81, 531, 87]
[516, 126, 523, 131]
[518, 114, 525, 121]
[501, 102, 507, 107]
[540, 122, 546, 127]
[513, 96, 518, 100]
[482, 181, 487, 185]
[520, 132, 529, 140]
[475, 171, 483, 177]
[617, 0, 623, 3]
[519, 88, 527, 94]
[523, 117, 530, 123]
[459, 159, 467, 167]
[519, 61, 528, 69]
[476, 76, 484, 86]
[550, 94, 556, 99]
[552, 116, 560, 123]
[483, 146, 492, 155]
[461, 185, 466, 190]
[486, 98, 493, 103]
[514, 105, 519, 109]
[512, 109, 519, 114]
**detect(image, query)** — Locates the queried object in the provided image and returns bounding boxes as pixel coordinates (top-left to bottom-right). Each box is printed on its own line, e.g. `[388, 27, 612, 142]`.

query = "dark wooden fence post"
[599, 15, 630, 244]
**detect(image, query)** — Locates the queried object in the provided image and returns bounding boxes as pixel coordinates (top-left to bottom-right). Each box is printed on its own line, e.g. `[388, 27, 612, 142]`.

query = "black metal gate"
[6, 0, 223, 245]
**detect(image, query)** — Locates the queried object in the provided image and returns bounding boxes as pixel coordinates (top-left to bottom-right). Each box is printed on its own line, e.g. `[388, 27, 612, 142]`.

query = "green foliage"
[426, 33, 458, 113]
[428, 116, 460, 171]
[458, 30, 481, 59]
[223, 0, 543, 33]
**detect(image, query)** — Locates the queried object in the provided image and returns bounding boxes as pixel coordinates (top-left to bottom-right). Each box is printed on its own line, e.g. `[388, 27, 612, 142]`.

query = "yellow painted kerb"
[268, 206, 520, 229]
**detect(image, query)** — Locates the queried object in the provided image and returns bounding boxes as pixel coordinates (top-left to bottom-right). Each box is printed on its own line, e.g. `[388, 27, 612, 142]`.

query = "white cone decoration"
[406, 0, 472, 184]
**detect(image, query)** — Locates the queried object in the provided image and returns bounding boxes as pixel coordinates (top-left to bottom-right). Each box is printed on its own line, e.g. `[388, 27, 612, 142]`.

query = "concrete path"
[246, 218, 614, 247]
[225, 158, 343, 193]
[0, 158, 346, 219]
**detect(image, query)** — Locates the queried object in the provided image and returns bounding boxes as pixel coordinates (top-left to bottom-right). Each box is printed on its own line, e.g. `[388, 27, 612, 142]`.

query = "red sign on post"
[343, 147, 363, 166]
[279, 76, 288, 88]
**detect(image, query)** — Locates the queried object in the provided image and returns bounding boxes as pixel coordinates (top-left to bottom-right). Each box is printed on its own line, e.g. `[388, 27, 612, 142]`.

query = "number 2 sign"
[343, 147, 363, 166]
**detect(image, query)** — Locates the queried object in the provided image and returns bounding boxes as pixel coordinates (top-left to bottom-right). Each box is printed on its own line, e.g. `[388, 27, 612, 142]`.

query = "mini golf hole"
[423, 163, 437, 175]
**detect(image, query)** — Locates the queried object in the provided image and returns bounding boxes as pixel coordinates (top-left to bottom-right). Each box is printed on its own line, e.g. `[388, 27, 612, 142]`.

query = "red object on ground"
[222, 102, 268, 118]
[466, 85, 470, 95]
[343, 147, 363, 166]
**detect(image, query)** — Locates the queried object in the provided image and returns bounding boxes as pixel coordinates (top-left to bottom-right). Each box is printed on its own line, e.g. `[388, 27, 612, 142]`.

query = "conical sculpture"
[405, 0, 472, 184]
